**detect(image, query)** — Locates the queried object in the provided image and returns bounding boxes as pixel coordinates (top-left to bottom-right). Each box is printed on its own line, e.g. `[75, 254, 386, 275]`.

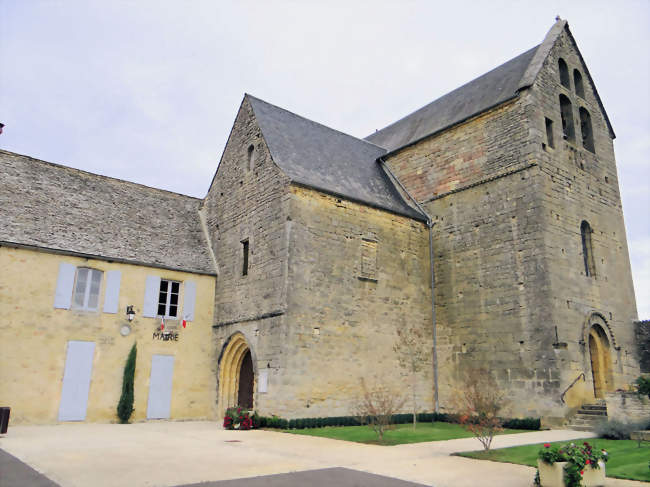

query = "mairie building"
[0, 19, 641, 426]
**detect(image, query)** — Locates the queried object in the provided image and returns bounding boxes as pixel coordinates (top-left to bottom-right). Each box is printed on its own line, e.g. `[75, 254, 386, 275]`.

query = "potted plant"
[223, 407, 255, 430]
[536, 442, 608, 487]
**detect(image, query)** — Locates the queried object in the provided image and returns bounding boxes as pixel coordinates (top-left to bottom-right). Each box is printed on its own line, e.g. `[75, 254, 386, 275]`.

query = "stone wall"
[384, 99, 535, 203]
[635, 321, 650, 373]
[605, 392, 650, 423]
[384, 95, 558, 417]
[529, 28, 640, 404]
[204, 97, 293, 417]
[280, 186, 432, 418]
[427, 167, 558, 418]
[381, 29, 640, 420]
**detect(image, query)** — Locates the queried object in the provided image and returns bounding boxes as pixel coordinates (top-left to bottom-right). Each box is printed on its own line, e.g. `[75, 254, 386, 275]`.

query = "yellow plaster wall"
[0, 246, 216, 424]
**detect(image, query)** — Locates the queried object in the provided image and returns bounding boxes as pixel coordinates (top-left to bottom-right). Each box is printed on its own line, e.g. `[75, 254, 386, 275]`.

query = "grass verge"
[456, 438, 649, 482]
[283, 421, 530, 446]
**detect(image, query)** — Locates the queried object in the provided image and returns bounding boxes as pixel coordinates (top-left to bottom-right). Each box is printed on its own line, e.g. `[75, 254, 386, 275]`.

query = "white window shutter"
[54, 262, 76, 309]
[143, 275, 161, 318]
[103, 270, 121, 314]
[183, 281, 197, 321]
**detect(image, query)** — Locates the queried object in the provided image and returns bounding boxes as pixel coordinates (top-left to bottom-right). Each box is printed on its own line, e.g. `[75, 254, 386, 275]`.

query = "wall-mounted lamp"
[126, 305, 136, 322]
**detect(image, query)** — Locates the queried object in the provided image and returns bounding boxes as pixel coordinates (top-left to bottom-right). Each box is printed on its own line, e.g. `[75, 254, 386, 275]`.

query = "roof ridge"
[246, 94, 387, 152]
[0, 149, 203, 201]
[518, 18, 567, 90]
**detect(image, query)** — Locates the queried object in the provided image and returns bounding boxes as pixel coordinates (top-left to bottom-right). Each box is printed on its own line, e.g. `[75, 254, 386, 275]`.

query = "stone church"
[0, 19, 640, 426]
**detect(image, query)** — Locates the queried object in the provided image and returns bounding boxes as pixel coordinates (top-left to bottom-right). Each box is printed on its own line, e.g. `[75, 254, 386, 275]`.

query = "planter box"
[582, 461, 606, 486]
[538, 460, 606, 487]
[538, 460, 567, 487]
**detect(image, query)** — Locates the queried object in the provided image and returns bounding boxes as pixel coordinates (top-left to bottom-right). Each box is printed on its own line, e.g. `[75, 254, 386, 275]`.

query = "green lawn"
[456, 438, 650, 482]
[283, 421, 529, 446]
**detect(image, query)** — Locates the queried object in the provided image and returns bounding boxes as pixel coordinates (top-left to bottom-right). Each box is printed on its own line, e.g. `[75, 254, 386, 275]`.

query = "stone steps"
[566, 402, 608, 431]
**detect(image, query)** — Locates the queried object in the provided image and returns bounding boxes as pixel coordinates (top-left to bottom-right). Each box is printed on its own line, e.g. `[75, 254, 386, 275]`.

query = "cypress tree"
[117, 343, 137, 423]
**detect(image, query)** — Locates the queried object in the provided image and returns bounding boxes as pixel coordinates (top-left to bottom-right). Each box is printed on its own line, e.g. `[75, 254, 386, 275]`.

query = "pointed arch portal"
[588, 324, 613, 398]
[218, 333, 255, 411]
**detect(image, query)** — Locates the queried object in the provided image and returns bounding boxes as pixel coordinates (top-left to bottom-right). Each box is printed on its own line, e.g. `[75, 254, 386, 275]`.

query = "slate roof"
[365, 45, 540, 152]
[0, 150, 216, 275]
[247, 95, 424, 220]
[366, 19, 614, 151]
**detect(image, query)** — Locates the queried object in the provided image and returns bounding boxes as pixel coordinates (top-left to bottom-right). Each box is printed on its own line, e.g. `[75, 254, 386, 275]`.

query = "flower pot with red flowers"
[536, 442, 607, 487]
[223, 407, 257, 430]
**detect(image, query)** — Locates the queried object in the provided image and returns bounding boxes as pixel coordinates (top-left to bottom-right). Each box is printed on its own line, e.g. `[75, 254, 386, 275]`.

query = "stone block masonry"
[605, 392, 650, 423]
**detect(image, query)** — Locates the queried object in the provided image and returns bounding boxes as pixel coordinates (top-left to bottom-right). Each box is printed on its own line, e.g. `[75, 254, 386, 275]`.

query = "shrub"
[418, 412, 433, 423]
[117, 343, 137, 424]
[354, 379, 406, 443]
[636, 376, 650, 398]
[595, 419, 648, 440]
[502, 417, 541, 430]
[454, 368, 507, 450]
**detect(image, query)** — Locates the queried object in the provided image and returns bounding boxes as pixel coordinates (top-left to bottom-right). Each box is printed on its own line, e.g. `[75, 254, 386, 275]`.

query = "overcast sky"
[1, 0, 648, 317]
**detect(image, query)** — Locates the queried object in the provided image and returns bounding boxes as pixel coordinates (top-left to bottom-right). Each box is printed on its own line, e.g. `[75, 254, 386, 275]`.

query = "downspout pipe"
[378, 157, 439, 412]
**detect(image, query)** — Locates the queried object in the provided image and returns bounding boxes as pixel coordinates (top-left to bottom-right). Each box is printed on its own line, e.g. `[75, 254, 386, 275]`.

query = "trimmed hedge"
[234, 410, 531, 430]
[501, 417, 541, 430]
[256, 412, 541, 431]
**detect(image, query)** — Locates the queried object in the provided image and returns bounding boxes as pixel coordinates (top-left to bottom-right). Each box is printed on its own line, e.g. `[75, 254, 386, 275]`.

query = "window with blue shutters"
[157, 279, 180, 318]
[143, 275, 197, 321]
[72, 268, 103, 311]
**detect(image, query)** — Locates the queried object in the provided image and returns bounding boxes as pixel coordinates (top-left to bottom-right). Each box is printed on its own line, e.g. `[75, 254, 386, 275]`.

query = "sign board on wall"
[258, 369, 268, 393]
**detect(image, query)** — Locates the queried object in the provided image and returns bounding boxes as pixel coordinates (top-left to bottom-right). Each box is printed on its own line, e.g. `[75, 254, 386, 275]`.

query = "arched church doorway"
[218, 333, 255, 412]
[237, 350, 254, 408]
[588, 324, 613, 398]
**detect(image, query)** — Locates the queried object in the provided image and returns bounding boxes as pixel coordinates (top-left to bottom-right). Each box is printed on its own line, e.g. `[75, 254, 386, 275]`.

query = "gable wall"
[529, 28, 639, 406]
[385, 99, 536, 201]
[203, 98, 292, 416]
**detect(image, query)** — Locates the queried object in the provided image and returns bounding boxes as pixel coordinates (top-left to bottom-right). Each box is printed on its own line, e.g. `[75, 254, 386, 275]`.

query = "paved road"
[0, 423, 645, 487]
[0, 448, 60, 487]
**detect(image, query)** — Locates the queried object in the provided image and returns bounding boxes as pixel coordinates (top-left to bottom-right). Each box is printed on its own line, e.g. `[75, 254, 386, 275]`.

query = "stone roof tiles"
[0, 150, 216, 274]
[364, 45, 540, 153]
[247, 95, 424, 220]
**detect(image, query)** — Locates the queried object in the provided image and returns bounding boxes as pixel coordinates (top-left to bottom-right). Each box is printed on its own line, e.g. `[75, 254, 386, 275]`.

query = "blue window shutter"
[54, 262, 76, 309]
[143, 275, 161, 318]
[103, 270, 121, 314]
[183, 281, 197, 322]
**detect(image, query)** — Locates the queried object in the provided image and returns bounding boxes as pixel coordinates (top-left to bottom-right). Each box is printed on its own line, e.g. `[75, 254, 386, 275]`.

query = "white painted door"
[58, 341, 95, 421]
[147, 355, 174, 419]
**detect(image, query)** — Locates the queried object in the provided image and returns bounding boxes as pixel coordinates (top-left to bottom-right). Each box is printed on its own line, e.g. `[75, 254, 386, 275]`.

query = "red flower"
[585, 459, 590, 465]
[580, 471, 584, 475]
[543, 443, 550, 448]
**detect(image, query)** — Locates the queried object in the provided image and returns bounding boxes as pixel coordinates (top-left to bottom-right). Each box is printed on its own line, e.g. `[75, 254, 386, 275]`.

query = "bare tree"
[393, 326, 431, 429]
[454, 368, 507, 450]
[354, 379, 405, 444]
